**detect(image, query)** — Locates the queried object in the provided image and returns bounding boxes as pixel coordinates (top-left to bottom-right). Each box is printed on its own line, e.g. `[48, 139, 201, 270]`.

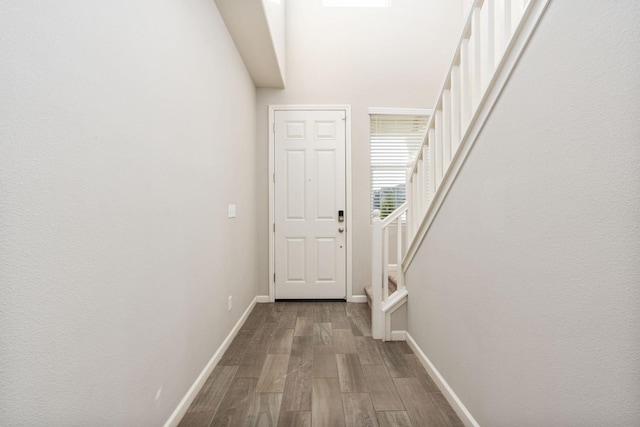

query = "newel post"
[371, 209, 383, 339]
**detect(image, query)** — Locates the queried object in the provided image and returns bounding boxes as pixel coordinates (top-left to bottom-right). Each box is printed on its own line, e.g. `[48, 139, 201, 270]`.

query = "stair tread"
[364, 273, 398, 303]
[388, 273, 398, 294]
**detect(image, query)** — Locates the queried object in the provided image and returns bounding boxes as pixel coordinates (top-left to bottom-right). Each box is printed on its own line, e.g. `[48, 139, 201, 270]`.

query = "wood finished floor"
[179, 302, 463, 427]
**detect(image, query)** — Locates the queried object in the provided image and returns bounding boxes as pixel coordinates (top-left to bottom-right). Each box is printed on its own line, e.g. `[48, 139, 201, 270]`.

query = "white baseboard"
[164, 296, 258, 427]
[350, 295, 368, 303]
[390, 330, 406, 341]
[405, 332, 479, 427]
[256, 295, 270, 303]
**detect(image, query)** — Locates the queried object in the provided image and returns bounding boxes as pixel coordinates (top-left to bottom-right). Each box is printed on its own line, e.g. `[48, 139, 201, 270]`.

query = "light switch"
[227, 204, 236, 218]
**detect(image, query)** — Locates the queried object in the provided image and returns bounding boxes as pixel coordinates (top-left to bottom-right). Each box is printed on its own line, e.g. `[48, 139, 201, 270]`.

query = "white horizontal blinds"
[370, 113, 429, 218]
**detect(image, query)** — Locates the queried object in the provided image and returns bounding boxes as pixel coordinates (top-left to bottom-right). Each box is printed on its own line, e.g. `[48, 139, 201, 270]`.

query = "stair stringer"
[381, 287, 408, 342]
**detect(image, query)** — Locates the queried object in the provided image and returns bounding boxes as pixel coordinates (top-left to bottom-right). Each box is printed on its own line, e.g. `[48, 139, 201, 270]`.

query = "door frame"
[268, 105, 352, 302]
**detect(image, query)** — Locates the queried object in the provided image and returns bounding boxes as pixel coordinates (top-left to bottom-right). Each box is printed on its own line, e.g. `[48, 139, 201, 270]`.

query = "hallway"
[179, 302, 463, 426]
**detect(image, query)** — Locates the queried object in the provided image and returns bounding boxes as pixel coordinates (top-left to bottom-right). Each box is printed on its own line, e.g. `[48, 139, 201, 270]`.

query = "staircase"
[369, 0, 550, 340]
[364, 272, 396, 307]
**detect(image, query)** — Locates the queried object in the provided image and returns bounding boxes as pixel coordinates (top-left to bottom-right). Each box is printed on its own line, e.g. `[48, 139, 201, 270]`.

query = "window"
[369, 109, 430, 218]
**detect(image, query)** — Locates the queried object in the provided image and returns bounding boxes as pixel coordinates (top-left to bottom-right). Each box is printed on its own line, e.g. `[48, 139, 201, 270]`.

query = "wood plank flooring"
[179, 302, 463, 427]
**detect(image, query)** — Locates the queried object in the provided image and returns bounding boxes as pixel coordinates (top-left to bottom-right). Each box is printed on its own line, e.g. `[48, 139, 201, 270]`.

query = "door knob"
[338, 227, 344, 233]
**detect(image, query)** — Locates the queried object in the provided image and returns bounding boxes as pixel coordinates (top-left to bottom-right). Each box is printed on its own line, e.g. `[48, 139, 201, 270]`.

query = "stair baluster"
[371, 0, 541, 341]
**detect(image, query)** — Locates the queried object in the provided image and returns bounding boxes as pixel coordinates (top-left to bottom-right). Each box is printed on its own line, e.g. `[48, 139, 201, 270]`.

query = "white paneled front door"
[274, 110, 347, 299]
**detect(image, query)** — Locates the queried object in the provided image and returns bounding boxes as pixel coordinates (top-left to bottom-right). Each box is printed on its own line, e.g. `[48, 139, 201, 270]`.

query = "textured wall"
[406, 1, 640, 425]
[0, 1, 258, 425]
[256, 0, 467, 298]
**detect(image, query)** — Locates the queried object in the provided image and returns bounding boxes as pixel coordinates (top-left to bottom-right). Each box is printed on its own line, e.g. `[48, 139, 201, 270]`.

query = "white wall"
[406, 1, 640, 424]
[256, 0, 466, 298]
[0, 1, 258, 425]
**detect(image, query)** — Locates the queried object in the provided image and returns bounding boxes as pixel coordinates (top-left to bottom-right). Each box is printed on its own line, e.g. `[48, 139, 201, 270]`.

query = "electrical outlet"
[228, 295, 232, 311]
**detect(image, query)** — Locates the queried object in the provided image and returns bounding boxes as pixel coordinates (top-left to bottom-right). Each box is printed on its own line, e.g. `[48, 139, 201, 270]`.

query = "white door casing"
[272, 109, 348, 299]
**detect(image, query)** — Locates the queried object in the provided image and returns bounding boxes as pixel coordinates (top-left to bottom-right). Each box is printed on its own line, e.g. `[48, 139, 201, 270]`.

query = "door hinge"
[272, 173, 275, 183]
[273, 273, 276, 282]
[273, 123, 275, 133]
[273, 223, 275, 232]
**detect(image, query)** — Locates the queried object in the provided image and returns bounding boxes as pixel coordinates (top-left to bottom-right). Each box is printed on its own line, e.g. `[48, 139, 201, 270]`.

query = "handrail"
[380, 202, 408, 227]
[408, 0, 526, 178]
[369, 0, 550, 341]
[401, 0, 547, 271]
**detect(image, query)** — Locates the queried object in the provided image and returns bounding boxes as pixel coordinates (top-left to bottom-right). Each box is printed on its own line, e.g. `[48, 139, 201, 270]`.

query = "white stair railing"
[371, 204, 408, 340]
[370, 0, 550, 339]
[404, 0, 545, 256]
